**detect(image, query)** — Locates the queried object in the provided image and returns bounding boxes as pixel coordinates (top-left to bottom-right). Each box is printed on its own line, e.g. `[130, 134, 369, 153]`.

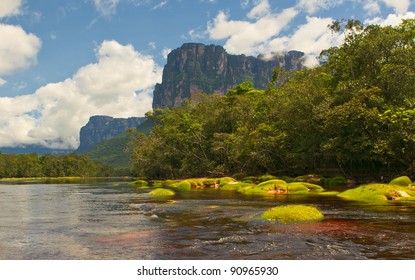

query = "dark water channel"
[1, 180, 414, 260]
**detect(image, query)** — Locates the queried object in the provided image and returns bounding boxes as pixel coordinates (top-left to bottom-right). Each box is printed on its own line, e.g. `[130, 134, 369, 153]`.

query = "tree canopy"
[131, 19, 415, 180]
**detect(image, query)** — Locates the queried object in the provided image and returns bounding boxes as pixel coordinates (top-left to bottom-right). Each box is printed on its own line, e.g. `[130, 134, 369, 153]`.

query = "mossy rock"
[258, 174, 278, 183]
[257, 179, 287, 188]
[221, 182, 253, 191]
[294, 174, 321, 183]
[262, 205, 324, 224]
[162, 180, 180, 187]
[171, 181, 192, 191]
[287, 182, 325, 194]
[389, 176, 411, 187]
[328, 176, 347, 188]
[151, 180, 164, 187]
[132, 179, 148, 187]
[338, 184, 415, 203]
[218, 177, 237, 186]
[149, 188, 176, 196]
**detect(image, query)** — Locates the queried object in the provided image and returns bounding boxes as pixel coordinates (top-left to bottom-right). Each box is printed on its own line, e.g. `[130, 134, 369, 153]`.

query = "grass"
[262, 204, 324, 224]
[337, 183, 415, 203]
[149, 188, 176, 196]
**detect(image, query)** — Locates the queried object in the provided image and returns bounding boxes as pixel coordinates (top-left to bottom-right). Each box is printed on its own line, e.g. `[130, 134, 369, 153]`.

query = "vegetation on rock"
[389, 176, 412, 187]
[262, 205, 324, 224]
[149, 188, 176, 196]
[337, 184, 415, 202]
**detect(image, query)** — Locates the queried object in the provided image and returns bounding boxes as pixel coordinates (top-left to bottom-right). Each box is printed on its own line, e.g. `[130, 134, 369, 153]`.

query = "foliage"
[0, 153, 112, 178]
[338, 184, 415, 202]
[262, 205, 324, 224]
[131, 19, 415, 180]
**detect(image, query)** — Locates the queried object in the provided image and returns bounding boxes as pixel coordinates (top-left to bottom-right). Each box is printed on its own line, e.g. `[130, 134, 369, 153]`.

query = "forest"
[0, 153, 112, 178]
[131, 19, 415, 181]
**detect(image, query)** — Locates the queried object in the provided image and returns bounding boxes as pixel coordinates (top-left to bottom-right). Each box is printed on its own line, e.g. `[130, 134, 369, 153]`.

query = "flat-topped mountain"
[153, 43, 304, 108]
[76, 116, 144, 153]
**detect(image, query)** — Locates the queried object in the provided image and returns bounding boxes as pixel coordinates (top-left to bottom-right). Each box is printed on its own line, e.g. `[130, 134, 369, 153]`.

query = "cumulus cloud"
[365, 11, 415, 26]
[0, 40, 162, 149]
[0, 24, 42, 84]
[364, 0, 381, 16]
[267, 16, 343, 67]
[382, 0, 410, 14]
[0, 0, 22, 18]
[207, 0, 299, 54]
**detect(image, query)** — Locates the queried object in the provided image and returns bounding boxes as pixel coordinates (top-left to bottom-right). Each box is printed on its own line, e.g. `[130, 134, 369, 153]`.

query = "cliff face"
[153, 43, 304, 108]
[77, 116, 144, 152]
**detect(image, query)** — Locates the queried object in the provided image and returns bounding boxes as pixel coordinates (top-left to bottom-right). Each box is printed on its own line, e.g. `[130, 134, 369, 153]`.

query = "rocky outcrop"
[77, 116, 144, 152]
[153, 43, 305, 108]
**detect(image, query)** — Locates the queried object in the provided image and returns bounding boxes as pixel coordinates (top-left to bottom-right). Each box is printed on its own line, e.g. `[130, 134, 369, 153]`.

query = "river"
[1, 179, 414, 259]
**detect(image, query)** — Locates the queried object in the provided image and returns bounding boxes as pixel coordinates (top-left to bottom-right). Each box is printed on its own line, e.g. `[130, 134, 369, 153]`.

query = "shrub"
[262, 205, 324, 224]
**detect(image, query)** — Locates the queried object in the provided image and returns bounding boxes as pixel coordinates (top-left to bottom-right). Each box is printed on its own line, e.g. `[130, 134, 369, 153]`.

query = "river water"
[0, 180, 414, 260]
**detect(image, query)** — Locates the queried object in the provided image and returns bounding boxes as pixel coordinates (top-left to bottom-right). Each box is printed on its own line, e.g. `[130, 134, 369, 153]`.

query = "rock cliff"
[153, 43, 304, 108]
[77, 116, 144, 152]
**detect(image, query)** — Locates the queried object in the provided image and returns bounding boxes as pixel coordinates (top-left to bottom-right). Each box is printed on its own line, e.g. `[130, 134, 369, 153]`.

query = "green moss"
[151, 180, 164, 187]
[221, 182, 253, 191]
[171, 181, 192, 191]
[287, 182, 325, 193]
[293, 174, 323, 185]
[389, 176, 411, 187]
[162, 180, 180, 187]
[149, 188, 176, 196]
[131, 179, 148, 187]
[328, 176, 347, 188]
[258, 174, 278, 182]
[338, 184, 415, 203]
[218, 177, 237, 186]
[236, 180, 324, 195]
[257, 179, 287, 188]
[262, 205, 324, 224]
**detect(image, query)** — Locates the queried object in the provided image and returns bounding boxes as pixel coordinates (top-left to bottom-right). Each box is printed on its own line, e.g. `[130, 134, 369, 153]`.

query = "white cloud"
[365, 11, 415, 26]
[0, 0, 22, 18]
[152, 1, 167, 10]
[0, 24, 42, 84]
[0, 78, 6, 86]
[364, 0, 381, 16]
[267, 16, 343, 67]
[162, 48, 171, 59]
[93, 0, 121, 16]
[296, 0, 344, 14]
[382, 0, 410, 14]
[0, 40, 162, 149]
[207, 3, 299, 54]
[247, 0, 270, 19]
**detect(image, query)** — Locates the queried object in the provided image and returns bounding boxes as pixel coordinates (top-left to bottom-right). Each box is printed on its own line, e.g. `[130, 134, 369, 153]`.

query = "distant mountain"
[76, 115, 145, 153]
[83, 119, 154, 169]
[153, 43, 305, 109]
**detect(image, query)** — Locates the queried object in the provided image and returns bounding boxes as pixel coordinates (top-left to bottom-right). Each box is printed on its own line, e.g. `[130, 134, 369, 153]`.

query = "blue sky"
[1, 0, 414, 150]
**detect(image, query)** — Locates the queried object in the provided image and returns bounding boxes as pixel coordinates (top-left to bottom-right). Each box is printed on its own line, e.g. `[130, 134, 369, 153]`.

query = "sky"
[1, 0, 414, 150]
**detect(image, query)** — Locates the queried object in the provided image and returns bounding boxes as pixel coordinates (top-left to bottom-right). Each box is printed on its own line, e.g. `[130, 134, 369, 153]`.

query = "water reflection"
[0, 181, 415, 259]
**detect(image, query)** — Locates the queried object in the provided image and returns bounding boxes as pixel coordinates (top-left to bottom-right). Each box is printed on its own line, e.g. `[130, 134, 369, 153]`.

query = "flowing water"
[0, 179, 414, 260]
